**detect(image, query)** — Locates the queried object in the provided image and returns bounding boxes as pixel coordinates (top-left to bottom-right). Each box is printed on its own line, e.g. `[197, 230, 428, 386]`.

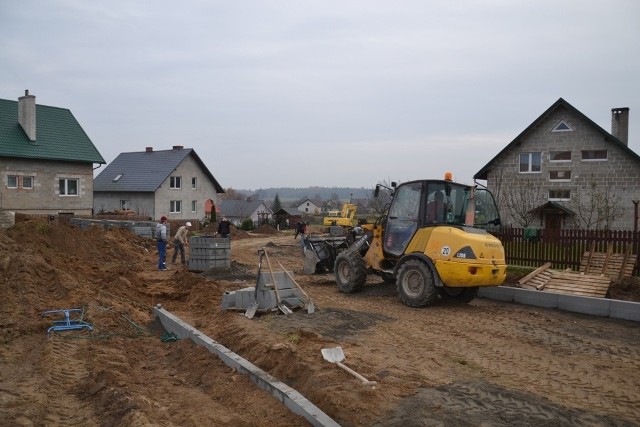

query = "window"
[22, 176, 33, 189]
[191, 200, 197, 213]
[581, 150, 607, 161]
[170, 176, 182, 189]
[120, 200, 129, 210]
[192, 177, 197, 189]
[7, 175, 18, 188]
[59, 178, 78, 196]
[549, 171, 571, 181]
[549, 151, 571, 162]
[519, 152, 541, 173]
[552, 120, 573, 132]
[548, 190, 570, 201]
[170, 200, 182, 213]
[113, 174, 123, 182]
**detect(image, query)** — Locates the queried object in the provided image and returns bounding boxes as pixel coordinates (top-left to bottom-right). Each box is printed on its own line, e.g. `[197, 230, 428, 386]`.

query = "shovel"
[276, 260, 315, 314]
[263, 248, 292, 315]
[244, 250, 264, 319]
[321, 346, 377, 387]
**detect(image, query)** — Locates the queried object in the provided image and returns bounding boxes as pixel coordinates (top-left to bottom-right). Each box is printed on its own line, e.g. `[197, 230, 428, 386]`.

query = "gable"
[94, 148, 224, 193]
[0, 98, 105, 164]
[474, 98, 640, 180]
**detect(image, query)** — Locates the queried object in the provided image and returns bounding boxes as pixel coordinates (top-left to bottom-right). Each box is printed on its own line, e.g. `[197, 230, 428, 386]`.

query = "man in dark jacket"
[217, 217, 231, 238]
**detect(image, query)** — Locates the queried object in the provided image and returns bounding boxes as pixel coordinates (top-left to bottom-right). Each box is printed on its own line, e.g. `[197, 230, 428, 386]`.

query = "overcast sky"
[1, 1, 639, 190]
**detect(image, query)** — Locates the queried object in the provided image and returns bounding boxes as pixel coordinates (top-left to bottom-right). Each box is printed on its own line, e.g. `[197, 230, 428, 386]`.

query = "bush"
[240, 219, 255, 231]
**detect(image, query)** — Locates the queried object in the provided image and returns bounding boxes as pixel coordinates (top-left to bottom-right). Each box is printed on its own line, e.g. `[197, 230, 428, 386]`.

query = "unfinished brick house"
[475, 98, 640, 233]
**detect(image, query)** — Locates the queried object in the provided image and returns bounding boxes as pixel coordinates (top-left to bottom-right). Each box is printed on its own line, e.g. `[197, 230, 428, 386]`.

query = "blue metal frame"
[41, 308, 93, 334]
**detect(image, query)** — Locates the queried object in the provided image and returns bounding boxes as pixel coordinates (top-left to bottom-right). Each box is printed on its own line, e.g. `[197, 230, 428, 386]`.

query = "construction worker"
[156, 216, 168, 270]
[172, 221, 192, 265]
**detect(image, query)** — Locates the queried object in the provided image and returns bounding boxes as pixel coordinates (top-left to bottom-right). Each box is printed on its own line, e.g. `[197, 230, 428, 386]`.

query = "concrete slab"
[609, 299, 640, 322]
[154, 305, 340, 427]
[513, 287, 559, 308]
[478, 286, 640, 323]
[557, 294, 611, 317]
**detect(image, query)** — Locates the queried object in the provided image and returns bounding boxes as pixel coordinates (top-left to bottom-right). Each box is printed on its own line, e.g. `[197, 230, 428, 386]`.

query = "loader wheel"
[438, 286, 478, 303]
[396, 260, 438, 307]
[334, 251, 366, 293]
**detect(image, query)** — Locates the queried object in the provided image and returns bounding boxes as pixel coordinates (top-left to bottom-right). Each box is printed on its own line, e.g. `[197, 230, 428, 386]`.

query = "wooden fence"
[493, 227, 640, 276]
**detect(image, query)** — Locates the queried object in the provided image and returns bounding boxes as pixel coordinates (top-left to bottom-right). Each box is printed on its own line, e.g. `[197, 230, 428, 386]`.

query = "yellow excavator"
[334, 174, 506, 307]
[323, 203, 358, 228]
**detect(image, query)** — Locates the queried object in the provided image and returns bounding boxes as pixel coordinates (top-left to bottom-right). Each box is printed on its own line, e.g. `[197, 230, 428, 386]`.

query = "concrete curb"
[153, 305, 340, 427]
[478, 287, 640, 322]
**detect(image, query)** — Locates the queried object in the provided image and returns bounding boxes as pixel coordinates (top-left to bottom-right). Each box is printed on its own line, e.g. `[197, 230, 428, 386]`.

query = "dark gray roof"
[474, 98, 640, 180]
[220, 199, 272, 218]
[94, 148, 224, 193]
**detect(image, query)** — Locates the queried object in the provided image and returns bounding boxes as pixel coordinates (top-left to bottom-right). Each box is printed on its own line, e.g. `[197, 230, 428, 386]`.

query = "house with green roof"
[93, 146, 225, 221]
[0, 91, 105, 222]
[474, 98, 640, 233]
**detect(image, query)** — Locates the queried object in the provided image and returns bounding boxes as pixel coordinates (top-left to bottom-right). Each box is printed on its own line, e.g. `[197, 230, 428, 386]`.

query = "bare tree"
[570, 176, 624, 230]
[219, 187, 244, 200]
[367, 178, 396, 217]
[498, 176, 545, 227]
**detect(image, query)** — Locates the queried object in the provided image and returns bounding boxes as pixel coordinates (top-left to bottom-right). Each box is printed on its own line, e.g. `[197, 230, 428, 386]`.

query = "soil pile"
[1, 219, 640, 426]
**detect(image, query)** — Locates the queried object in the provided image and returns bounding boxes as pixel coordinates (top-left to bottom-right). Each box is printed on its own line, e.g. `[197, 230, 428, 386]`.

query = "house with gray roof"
[0, 90, 105, 221]
[93, 146, 224, 221]
[219, 199, 273, 226]
[475, 98, 640, 232]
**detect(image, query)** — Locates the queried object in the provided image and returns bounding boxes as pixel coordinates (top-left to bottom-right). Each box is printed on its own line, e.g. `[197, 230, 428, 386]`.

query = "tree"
[570, 176, 624, 230]
[498, 177, 545, 227]
[367, 178, 396, 217]
[271, 193, 282, 212]
[219, 187, 244, 200]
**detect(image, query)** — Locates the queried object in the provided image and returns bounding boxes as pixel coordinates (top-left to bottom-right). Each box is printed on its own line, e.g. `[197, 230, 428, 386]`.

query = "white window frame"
[191, 200, 197, 213]
[170, 176, 182, 189]
[551, 120, 573, 132]
[519, 152, 542, 173]
[170, 200, 182, 213]
[548, 189, 571, 201]
[191, 177, 197, 189]
[549, 151, 571, 163]
[22, 176, 34, 189]
[581, 150, 608, 162]
[7, 175, 18, 189]
[59, 178, 79, 196]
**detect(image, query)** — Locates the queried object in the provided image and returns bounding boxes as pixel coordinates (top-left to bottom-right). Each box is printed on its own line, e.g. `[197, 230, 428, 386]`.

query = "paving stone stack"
[0, 210, 15, 229]
[188, 236, 231, 271]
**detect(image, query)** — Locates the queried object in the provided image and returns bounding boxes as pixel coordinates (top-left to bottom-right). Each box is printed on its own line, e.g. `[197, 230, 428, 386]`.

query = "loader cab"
[382, 179, 500, 256]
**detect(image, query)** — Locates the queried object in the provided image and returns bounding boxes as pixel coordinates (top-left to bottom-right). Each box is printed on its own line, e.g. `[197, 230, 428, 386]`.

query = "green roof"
[0, 98, 105, 164]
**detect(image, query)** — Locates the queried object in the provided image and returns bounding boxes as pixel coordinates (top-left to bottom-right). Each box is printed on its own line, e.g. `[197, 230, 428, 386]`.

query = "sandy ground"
[1, 220, 640, 426]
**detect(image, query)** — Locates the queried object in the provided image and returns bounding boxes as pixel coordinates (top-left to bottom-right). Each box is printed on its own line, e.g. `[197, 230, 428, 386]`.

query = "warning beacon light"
[444, 171, 453, 181]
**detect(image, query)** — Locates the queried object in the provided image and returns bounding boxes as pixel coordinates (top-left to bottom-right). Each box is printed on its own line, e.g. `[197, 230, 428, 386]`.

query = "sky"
[1, 0, 639, 190]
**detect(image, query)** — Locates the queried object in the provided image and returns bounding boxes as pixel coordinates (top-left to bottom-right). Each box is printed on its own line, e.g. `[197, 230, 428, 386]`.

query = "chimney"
[18, 90, 36, 141]
[611, 107, 629, 146]
[145, 147, 153, 152]
[172, 145, 184, 150]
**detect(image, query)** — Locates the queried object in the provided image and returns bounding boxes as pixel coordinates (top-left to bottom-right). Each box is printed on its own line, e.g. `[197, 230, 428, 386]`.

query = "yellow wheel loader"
[334, 176, 506, 307]
[323, 203, 358, 228]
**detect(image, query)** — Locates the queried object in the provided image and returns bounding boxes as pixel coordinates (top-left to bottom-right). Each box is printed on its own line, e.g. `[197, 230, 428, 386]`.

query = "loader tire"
[396, 260, 438, 307]
[438, 286, 478, 303]
[334, 251, 366, 293]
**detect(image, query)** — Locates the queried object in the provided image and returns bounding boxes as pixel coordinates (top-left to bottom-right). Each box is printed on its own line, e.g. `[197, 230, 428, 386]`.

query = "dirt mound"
[253, 224, 279, 235]
[1, 220, 640, 426]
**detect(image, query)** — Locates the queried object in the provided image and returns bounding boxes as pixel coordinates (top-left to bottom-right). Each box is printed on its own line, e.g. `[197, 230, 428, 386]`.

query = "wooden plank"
[600, 244, 614, 275]
[542, 270, 611, 298]
[518, 262, 552, 286]
[583, 241, 596, 274]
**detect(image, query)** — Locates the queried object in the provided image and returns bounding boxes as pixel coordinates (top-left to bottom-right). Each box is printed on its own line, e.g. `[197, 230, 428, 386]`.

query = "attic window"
[113, 174, 123, 182]
[552, 120, 573, 132]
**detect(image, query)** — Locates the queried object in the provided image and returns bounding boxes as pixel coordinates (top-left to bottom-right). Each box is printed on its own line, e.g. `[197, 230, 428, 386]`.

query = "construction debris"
[518, 244, 638, 298]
